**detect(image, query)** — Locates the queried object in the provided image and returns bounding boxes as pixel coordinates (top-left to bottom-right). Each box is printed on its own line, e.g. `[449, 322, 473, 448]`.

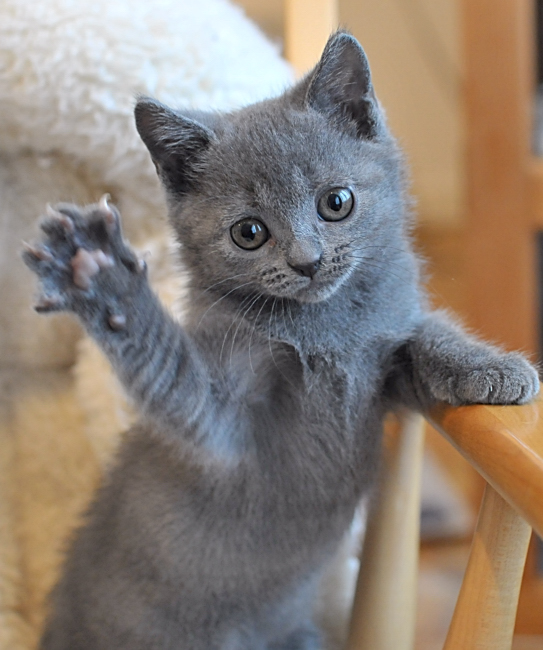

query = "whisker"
[201, 272, 252, 295]
[229, 292, 263, 368]
[195, 280, 255, 332]
[351, 244, 410, 255]
[354, 255, 453, 308]
[269, 299, 295, 388]
[248, 296, 270, 374]
[331, 241, 413, 257]
[347, 253, 416, 274]
[219, 291, 257, 365]
[280, 299, 288, 336]
[286, 299, 297, 330]
[352, 257, 455, 306]
[268, 298, 278, 367]
[185, 195, 221, 210]
[348, 258, 417, 287]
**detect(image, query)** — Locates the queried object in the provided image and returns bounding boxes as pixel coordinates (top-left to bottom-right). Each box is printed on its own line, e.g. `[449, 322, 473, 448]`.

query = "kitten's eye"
[317, 188, 354, 222]
[231, 218, 269, 250]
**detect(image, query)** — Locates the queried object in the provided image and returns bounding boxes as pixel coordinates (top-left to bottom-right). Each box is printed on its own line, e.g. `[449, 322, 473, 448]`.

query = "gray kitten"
[23, 31, 539, 650]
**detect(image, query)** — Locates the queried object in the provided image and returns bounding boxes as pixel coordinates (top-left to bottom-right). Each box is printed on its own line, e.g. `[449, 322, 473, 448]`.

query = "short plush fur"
[24, 32, 539, 650]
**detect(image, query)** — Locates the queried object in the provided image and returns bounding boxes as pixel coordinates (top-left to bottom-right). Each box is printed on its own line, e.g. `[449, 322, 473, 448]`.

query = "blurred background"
[240, 0, 464, 227]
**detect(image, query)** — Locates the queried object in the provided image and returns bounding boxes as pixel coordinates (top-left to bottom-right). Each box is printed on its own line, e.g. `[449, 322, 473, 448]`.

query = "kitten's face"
[135, 31, 404, 306]
[175, 108, 399, 304]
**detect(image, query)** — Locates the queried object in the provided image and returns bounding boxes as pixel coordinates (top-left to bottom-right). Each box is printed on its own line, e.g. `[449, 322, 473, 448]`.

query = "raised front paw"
[22, 196, 146, 328]
[430, 351, 540, 406]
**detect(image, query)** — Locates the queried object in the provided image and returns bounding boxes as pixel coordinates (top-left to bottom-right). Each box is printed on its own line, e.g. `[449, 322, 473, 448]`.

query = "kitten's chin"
[289, 281, 341, 304]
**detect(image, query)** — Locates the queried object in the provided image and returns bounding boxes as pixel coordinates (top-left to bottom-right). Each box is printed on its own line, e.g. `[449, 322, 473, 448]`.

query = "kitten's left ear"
[304, 31, 386, 139]
[135, 98, 216, 196]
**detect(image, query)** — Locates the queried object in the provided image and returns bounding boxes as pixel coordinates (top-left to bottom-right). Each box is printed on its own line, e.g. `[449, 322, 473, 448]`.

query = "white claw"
[46, 203, 60, 218]
[35, 294, 63, 312]
[46, 204, 74, 232]
[99, 193, 111, 210]
[23, 241, 53, 261]
[99, 193, 116, 226]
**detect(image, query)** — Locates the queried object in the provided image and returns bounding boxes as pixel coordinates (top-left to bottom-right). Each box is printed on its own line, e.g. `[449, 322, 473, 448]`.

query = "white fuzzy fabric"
[0, 0, 292, 369]
[0, 0, 293, 238]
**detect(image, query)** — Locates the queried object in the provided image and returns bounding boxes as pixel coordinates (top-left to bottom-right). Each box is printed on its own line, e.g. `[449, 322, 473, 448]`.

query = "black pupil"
[241, 223, 259, 240]
[327, 193, 343, 212]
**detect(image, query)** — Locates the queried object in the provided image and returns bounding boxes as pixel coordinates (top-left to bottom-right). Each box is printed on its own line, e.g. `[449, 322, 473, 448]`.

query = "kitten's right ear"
[291, 31, 386, 140]
[135, 98, 215, 196]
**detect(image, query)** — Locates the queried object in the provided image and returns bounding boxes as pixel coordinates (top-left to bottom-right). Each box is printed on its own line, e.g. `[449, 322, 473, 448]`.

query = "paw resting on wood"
[424, 349, 540, 406]
[407, 314, 540, 407]
[22, 196, 146, 330]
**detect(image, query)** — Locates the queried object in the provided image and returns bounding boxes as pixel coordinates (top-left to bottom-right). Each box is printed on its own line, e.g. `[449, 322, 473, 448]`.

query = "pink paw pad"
[71, 248, 114, 289]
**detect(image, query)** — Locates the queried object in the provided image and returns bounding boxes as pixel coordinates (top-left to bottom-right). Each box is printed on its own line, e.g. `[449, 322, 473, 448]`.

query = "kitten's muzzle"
[287, 256, 322, 279]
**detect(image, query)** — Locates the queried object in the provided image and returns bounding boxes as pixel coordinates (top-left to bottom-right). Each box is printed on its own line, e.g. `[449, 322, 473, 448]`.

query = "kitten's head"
[135, 31, 406, 305]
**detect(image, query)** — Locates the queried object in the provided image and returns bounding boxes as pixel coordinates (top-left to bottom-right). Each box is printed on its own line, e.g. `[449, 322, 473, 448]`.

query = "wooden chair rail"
[347, 411, 425, 650]
[426, 386, 543, 539]
[347, 394, 543, 650]
[442, 485, 532, 650]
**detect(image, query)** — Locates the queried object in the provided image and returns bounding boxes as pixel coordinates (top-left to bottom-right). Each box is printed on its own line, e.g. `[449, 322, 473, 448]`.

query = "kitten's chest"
[243, 349, 382, 485]
[232, 355, 383, 556]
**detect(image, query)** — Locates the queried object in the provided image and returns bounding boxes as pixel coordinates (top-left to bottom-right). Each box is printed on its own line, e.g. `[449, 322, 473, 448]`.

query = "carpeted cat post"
[0, 2, 306, 648]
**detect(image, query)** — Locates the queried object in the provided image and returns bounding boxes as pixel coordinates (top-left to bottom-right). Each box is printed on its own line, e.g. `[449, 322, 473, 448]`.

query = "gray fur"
[23, 32, 539, 650]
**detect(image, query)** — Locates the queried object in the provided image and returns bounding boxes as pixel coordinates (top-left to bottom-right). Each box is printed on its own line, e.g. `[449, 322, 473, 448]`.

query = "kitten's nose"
[288, 256, 322, 279]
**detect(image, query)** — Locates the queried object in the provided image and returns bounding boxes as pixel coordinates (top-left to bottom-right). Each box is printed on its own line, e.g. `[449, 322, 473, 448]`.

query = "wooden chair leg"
[346, 411, 425, 650]
[283, 0, 338, 76]
[443, 484, 532, 650]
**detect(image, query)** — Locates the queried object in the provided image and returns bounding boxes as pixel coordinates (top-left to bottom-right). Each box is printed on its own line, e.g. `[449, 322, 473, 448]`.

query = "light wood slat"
[283, 0, 338, 76]
[527, 159, 543, 229]
[346, 412, 425, 650]
[426, 386, 543, 539]
[461, 0, 536, 353]
[443, 485, 531, 650]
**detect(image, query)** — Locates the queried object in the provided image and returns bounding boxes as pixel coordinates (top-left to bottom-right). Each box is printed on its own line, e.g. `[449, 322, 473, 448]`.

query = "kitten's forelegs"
[390, 311, 540, 408]
[23, 198, 210, 430]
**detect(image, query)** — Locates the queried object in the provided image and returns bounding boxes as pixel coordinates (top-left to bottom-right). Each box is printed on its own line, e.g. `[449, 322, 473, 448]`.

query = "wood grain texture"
[283, 0, 338, 76]
[517, 541, 543, 633]
[443, 485, 531, 650]
[458, 0, 543, 626]
[462, 0, 537, 353]
[426, 388, 543, 540]
[528, 160, 543, 229]
[347, 412, 425, 650]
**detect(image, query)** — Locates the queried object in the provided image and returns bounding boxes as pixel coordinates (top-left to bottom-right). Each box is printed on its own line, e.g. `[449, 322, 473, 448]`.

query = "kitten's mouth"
[285, 276, 342, 303]
[260, 266, 351, 303]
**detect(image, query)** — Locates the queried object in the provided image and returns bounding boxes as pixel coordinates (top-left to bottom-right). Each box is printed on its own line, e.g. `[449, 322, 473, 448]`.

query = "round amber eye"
[317, 188, 354, 222]
[231, 218, 269, 250]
